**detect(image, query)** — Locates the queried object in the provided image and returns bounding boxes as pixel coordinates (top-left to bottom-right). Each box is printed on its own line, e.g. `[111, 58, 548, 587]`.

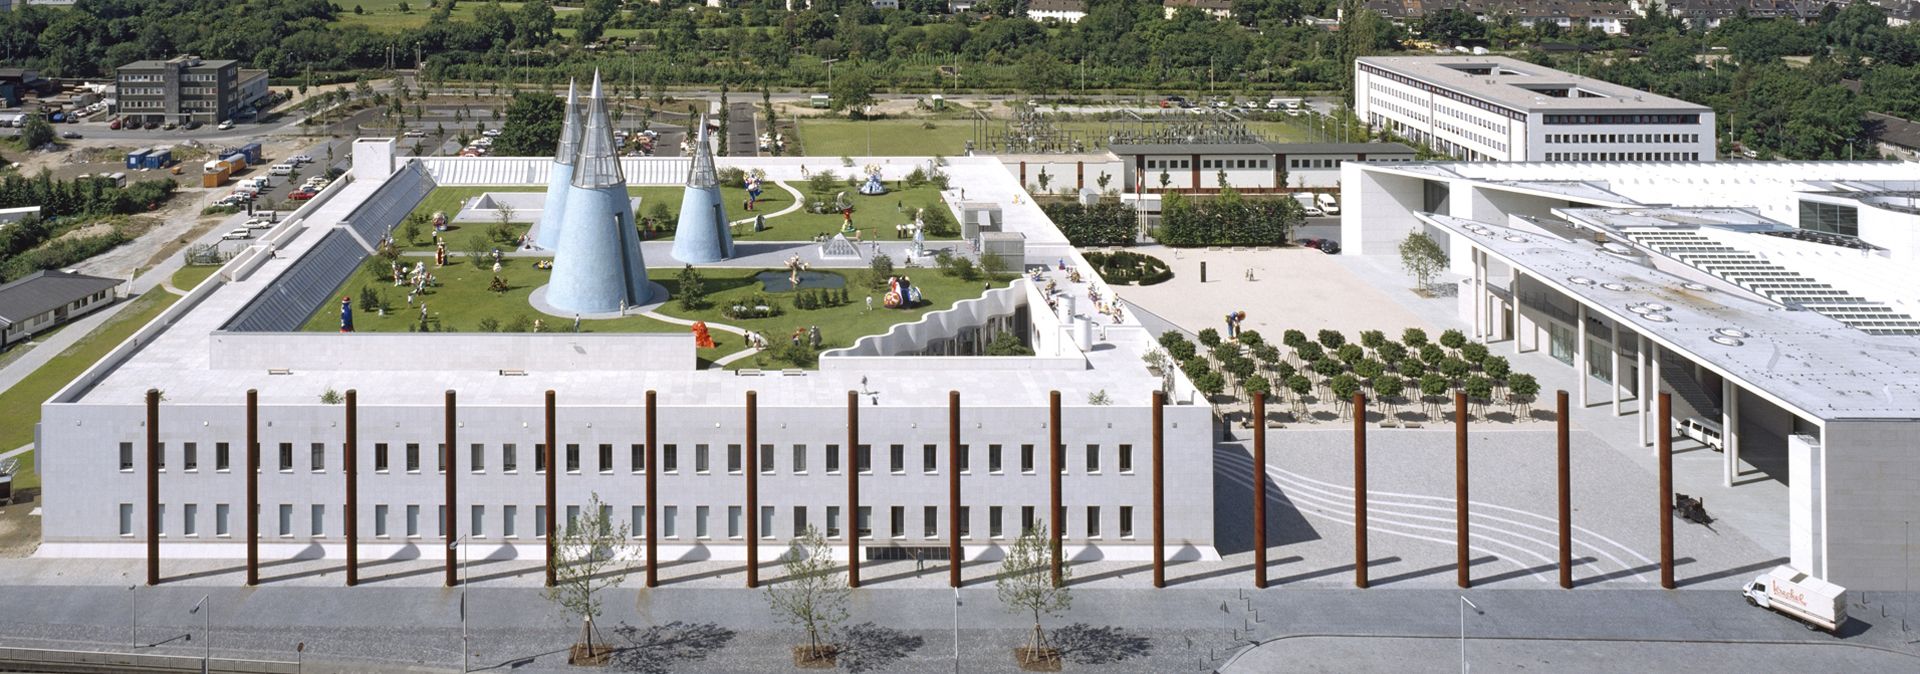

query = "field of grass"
[169, 264, 221, 291]
[335, 0, 579, 32]
[792, 119, 978, 157]
[0, 291, 181, 490]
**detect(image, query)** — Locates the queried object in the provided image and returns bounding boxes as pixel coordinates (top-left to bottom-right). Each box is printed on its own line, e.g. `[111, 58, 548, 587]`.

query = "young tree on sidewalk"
[997, 523, 1071, 666]
[543, 492, 630, 665]
[764, 525, 849, 665]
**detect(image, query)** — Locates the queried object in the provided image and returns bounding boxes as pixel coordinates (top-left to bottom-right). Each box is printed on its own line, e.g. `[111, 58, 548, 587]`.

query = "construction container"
[201, 166, 229, 188]
[222, 153, 247, 172]
[142, 146, 173, 170]
[239, 142, 263, 164]
[203, 160, 225, 174]
[126, 148, 152, 170]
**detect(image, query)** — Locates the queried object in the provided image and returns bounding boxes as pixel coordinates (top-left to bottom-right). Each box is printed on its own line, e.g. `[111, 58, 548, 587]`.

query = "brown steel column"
[645, 391, 659, 588]
[1252, 392, 1268, 589]
[145, 389, 160, 586]
[345, 390, 359, 587]
[948, 391, 962, 588]
[745, 391, 759, 588]
[1455, 391, 1470, 589]
[445, 390, 458, 588]
[245, 389, 258, 587]
[544, 390, 557, 588]
[1353, 392, 1369, 589]
[1151, 391, 1166, 588]
[1658, 392, 1675, 589]
[1557, 390, 1572, 589]
[1049, 390, 1063, 588]
[847, 391, 861, 588]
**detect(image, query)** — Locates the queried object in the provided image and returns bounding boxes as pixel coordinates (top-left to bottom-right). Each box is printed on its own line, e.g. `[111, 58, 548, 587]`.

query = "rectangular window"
[923, 506, 938, 539]
[727, 444, 742, 474]
[1120, 506, 1135, 538]
[566, 505, 581, 536]
[535, 444, 547, 473]
[663, 506, 678, 538]
[793, 506, 807, 537]
[760, 444, 774, 474]
[631, 506, 646, 538]
[959, 444, 970, 473]
[857, 444, 872, 473]
[826, 506, 841, 538]
[113, 503, 129, 535]
[156, 442, 166, 471]
[959, 506, 971, 538]
[890, 445, 904, 474]
[376, 505, 389, 537]
[156, 504, 166, 536]
[183, 504, 198, 537]
[216, 442, 230, 471]
[857, 506, 873, 538]
[1086, 506, 1101, 538]
[311, 443, 326, 472]
[695, 444, 710, 474]
[599, 505, 613, 536]
[761, 506, 775, 539]
[471, 444, 485, 473]
[183, 443, 198, 472]
[535, 505, 548, 538]
[989, 444, 1003, 473]
[792, 444, 807, 473]
[728, 506, 743, 539]
[437, 443, 446, 473]
[598, 444, 613, 473]
[663, 444, 679, 473]
[696, 506, 710, 539]
[990, 506, 1004, 538]
[279, 443, 293, 472]
[1021, 444, 1035, 473]
[471, 505, 485, 537]
[504, 505, 518, 538]
[279, 504, 294, 537]
[216, 504, 230, 537]
[890, 506, 905, 539]
[826, 444, 840, 473]
[311, 504, 325, 537]
[1085, 444, 1100, 474]
[1021, 506, 1035, 534]
[923, 444, 937, 473]
[406, 505, 421, 537]
[565, 444, 581, 473]
[502, 444, 517, 472]
[1119, 444, 1134, 473]
[631, 444, 645, 473]
[405, 443, 420, 473]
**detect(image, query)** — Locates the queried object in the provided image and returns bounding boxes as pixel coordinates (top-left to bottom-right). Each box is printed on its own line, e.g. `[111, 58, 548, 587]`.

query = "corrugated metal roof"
[0, 270, 121, 325]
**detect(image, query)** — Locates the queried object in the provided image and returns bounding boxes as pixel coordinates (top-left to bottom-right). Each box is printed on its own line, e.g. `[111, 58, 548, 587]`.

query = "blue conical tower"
[531, 79, 584, 250]
[546, 72, 651, 314]
[670, 116, 734, 263]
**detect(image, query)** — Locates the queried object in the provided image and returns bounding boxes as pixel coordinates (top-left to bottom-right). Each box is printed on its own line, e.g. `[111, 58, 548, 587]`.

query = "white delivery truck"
[1744, 566, 1846, 632]
[1292, 192, 1324, 217]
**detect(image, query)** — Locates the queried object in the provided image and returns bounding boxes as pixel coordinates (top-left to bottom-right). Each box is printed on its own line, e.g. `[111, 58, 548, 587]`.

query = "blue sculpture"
[546, 72, 651, 314]
[670, 116, 735, 263]
[858, 166, 887, 195]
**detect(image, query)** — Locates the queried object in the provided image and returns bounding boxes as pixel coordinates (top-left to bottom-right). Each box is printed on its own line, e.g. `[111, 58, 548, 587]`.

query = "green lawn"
[653, 266, 1011, 370]
[792, 119, 978, 157]
[170, 265, 221, 291]
[0, 291, 181, 491]
[335, 0, 579, 32]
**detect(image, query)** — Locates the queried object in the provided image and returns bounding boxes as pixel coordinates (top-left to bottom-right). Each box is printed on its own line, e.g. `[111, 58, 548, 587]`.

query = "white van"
[222, 228, 252, 240]
[1316, 193, 1340, 215]
[268, 163, 296, 176]
[1674, 416, 1724, 452]
[1292, 192, 1324, 217]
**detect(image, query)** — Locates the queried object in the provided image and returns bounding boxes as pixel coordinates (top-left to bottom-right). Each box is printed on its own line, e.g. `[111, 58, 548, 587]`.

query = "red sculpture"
[691, 321, 716, 349]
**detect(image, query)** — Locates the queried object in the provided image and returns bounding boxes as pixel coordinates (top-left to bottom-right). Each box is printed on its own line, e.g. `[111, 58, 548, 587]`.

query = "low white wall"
[822, 280, 1088, 370]
[207, 332, 695, 372]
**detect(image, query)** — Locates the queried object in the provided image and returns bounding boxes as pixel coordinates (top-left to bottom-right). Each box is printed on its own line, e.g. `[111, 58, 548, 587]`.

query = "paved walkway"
[637, 309, 764, 368]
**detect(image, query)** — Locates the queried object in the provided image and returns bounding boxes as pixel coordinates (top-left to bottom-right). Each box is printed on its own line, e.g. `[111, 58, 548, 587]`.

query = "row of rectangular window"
[1542, 152, 1702, 162]
[119, 442, 1138, 476]
[1544, 133, 1700, 145]
[118, 503, 1138, 541]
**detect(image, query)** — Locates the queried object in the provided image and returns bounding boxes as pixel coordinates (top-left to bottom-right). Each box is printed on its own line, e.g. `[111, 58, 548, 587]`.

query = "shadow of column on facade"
[1051, 623, 1154, 665]
[1212, 443, 1322, 555]
[654, 557, 786, 586]
[609, 620, 736, 674]
[838, 621, 926, 673]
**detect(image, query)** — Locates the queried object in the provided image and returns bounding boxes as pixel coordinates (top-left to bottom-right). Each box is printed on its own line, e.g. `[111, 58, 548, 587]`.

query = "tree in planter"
[1282, 329, 1308, 350]
[1460, 342, 1489, 368]
[1419, 372, 1450, 420]
[1374, 374, 1404, 421]
[1317, 329, 1345, 350]
[1353, 359, 1386, 391]
[1223, 356, 1256, 396]
[1505, 372, 1539, 418]
[1286, 374, 1313, 421]
[1036, 168, 1051, 194]
[1238, 330, 1264, 347]
[1439, 357, 1471, 383]
[1482, 356, 1511, 399]
[1096, 171, 1112, 193]
[1464, 375, 1494, 418]
[1376, 342, 1408, 367]
[1159, 332, 1196, 362]
[1197, 328, 1222, 348]
[1193, 369, 1226, 403]
[997, 523, 1072, 667]
[543, 492, 630, 665]
[1398, 232, 1447, 294]
[1335, 343, 1364, 365]
[1245, 374, 1272, 420]
[1329, 373, 1361, 420]
[764, 525, 849, 665]
[1142, 348, 1172, 376]
[1439, 329, 1468, 350]
[1294, 342, 1324, 365]
[1402, 327, 1429, 348]
[1359, 329, 1387, 352]
[1419, 344, 1446, 366]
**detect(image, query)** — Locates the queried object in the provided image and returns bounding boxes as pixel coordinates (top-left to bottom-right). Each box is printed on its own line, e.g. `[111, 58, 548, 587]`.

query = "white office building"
[1355, 55, 1716, 163]
[1342, 158, 1920, 590]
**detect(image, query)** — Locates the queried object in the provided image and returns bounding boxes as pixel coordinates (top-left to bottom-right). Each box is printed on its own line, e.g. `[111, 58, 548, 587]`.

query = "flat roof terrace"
[1359, 55, 1712, 113]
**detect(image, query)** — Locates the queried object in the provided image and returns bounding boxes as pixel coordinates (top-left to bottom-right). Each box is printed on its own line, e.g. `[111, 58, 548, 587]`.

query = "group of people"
[740, 325, 824, 350]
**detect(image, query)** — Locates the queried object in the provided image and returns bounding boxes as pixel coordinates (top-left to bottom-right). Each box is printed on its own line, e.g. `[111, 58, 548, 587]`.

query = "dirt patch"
[0, 488, 43, 558]
[1014, 647, 1063, 671]
[792, 645, 838, 669]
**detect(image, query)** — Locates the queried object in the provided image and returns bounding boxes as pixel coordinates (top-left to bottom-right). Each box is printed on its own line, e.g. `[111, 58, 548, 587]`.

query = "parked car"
[1316, 239, 1341, 254]
[481, 129, 502, 137]
[289, 155, 314, 164]
[217, 120, 234, 130]
[60, 131, 81, 139]
[244, 218, 271, 229]
[402, 130, 426, 138]
[185, 121, 202, 130]
[143, 121, 158, 130]
[222, 228, 252, 240]
[162, 122, 177, 130]
[109, 118, 123, 130]
[288, 190, 317, 201]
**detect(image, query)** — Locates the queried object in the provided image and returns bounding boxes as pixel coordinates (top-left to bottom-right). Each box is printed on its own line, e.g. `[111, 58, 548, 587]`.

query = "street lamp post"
[189, 594, 210, 674]
[952, 588, 960, 674]
[822, 58, 840, 100]
[1459, 595, 1481, 674]
[450, 536, 470, 673]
